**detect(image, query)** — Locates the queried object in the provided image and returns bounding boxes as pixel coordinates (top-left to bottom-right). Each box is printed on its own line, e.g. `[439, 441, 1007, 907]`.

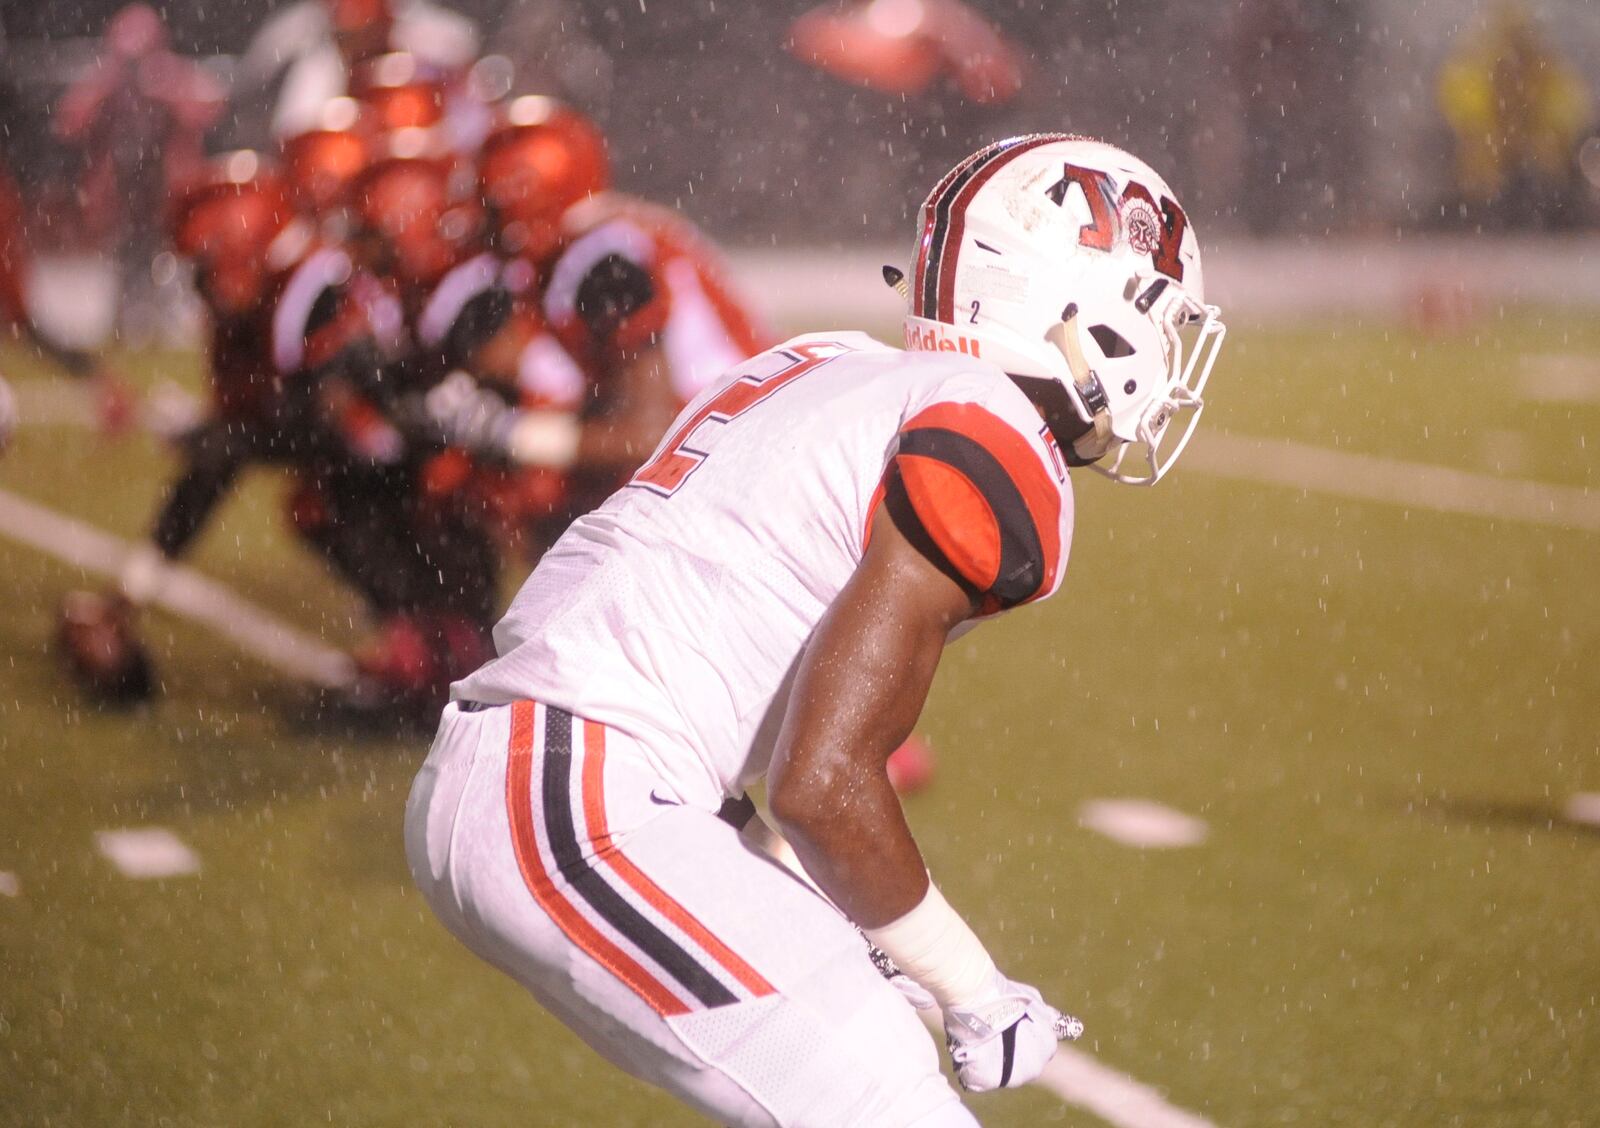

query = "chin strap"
[1043, 305, 1116, 465]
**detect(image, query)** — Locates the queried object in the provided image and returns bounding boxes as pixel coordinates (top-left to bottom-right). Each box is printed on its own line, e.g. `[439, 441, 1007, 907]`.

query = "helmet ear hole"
[1088, 324, 1136, 358]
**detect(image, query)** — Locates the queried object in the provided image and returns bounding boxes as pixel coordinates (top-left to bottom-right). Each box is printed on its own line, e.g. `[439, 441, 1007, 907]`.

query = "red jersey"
[206, 229, 357, 426]
[541, 194, 773, 407]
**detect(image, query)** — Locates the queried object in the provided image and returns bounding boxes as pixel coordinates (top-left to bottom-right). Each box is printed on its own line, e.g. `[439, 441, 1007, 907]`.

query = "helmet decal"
[914, 134, 1060, 323]
[1044, 161, 1118, 251]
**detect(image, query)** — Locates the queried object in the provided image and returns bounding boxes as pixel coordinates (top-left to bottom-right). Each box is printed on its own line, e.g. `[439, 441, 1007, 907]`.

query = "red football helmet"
[478, 97, 609, 262]
[349, 151, 471, 289]
[282, 116, 373, 216]
[350, 52, 446, 132]
[328, 0, 393, 67]
[168, 151, 294, 315]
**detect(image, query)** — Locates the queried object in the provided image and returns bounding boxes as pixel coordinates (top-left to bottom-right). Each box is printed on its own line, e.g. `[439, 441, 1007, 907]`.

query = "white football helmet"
[902, 134, 1225, 485]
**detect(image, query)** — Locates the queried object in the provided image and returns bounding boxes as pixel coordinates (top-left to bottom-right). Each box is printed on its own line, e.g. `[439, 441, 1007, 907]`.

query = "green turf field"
[2, 310, 1598, 1126]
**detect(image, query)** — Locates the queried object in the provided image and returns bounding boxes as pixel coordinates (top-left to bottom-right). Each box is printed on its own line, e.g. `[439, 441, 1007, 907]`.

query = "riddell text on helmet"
[905, 323, 983, 357]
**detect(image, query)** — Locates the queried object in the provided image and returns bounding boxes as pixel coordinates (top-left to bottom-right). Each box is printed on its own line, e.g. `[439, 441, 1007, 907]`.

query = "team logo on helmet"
[1121, 196, 1161, 257]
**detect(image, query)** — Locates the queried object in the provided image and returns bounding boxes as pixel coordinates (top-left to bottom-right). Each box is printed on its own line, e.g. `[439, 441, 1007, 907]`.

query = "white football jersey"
[453, 331, 1075, 806]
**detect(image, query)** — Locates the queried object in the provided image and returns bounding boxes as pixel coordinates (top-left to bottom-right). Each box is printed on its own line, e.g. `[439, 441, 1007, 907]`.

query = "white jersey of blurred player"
[407, 330, 1073, 1124]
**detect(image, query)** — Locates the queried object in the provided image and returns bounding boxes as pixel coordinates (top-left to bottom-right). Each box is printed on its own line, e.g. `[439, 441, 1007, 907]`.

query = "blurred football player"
[54, 3, 225, 333]
[58, 152, 363, 701]
[417, 97, 772, 544]
[316, 142, 501, 714]
[280, 103, 374, 232]
[789, 0, 1025, 105]
[0, 159, 131, 430]
[405, 135, 1226, 1122]
[236, 0, 479, 141]
[348, 50, 501, 157]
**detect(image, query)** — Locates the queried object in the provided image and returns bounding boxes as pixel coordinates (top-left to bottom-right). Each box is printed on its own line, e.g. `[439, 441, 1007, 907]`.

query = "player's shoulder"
[882, 352, 1073, 615]
[556, 193, 663, 256]
[887, 344, 1059, 453]
[770, 330, 897, 359]
[266, 228, 353, 373]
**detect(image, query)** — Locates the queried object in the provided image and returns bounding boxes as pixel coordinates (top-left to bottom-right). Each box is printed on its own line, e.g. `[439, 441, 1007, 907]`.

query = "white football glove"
[421, 370, 517, 456]
[943, 970, 1083, 1092]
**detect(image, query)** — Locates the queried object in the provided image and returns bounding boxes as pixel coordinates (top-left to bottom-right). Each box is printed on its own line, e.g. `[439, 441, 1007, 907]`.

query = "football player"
[0, 159, 131, 435]
[415, 96, 773, 543]
[317, 142, 503, 713]
[58, 151, 362, 701]
[405, 135, 1226, 1122]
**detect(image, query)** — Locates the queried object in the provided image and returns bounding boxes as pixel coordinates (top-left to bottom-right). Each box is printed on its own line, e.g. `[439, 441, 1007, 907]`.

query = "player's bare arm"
[767, 498, 978, 928]
[770, 491, 1082, 1092]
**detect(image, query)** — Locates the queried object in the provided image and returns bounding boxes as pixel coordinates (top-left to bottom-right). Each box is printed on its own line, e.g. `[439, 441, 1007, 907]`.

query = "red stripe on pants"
[504, 700, 690, 1017]
[579, 719, 776, 999]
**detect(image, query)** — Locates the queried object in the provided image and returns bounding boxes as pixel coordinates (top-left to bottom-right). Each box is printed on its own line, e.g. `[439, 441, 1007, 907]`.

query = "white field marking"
[0, 486, 355, 688]
[1518, 354, 1600, 403]
[1042, 1047, 1219, 1128]
[95, 828, 201, 879]
[1079, 799, 1209, 849]
[0, 871, 19, 897]
[915, 1012, 1217, 1128]
[1564, 793, 1600, 828]
[10, 377, 203, 438]
[1186, 435, 1600, 534]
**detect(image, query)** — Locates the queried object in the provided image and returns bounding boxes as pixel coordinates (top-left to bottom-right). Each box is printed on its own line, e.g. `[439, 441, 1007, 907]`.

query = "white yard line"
[1187, 435, 1600, 533]
[1517, 354, 1600, 404]
[10, 377, 202, 437]
[1564, 793, 1600, 828]
[916, 1011, 1217, 1128]
[1042, 1047, 1219, 1128]
[95, 827, 202, 879]
[0, 486, 354, 688]
[1079, 799, 1209, 849]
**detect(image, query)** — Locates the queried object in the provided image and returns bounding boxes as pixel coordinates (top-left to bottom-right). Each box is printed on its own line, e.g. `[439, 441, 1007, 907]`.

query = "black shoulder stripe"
[897, 426, 1045, 607]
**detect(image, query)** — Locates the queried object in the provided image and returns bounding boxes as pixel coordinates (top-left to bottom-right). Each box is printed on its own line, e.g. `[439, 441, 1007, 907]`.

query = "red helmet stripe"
[932, 134, 1060, 323]
[912, 151, 984, 319]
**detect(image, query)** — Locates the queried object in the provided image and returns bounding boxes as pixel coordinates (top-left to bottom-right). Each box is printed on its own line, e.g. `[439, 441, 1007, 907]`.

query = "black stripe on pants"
[539, 706, 739, 1010]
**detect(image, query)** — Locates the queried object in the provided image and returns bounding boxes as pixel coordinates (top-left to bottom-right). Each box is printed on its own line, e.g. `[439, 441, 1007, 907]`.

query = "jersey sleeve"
[883, 400, 1066, 613]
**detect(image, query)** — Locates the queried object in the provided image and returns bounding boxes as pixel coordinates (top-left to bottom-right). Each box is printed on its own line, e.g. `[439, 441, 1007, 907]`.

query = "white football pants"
[405, 699, 975, 1127]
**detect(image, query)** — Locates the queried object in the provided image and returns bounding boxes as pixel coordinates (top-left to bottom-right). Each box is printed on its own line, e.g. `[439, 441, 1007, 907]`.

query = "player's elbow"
[767, 752, 855, 846]
[767, 778, 820, 841]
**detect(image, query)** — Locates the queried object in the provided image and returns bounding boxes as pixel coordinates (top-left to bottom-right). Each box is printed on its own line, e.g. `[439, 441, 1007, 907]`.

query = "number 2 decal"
[1045, 162, 1188, 282]
[629, 340, 855, 497]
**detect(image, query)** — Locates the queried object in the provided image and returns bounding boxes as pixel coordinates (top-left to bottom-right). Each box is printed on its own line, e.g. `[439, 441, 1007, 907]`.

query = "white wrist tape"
[505, 410, 581, 469]
[863, 881, 998, 1011]
[118, 543, 168, 607]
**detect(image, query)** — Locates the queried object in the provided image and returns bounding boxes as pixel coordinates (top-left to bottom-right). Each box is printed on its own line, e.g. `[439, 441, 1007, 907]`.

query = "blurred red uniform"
[0, 165, 31, 331]
[417, 99, 774, 549]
